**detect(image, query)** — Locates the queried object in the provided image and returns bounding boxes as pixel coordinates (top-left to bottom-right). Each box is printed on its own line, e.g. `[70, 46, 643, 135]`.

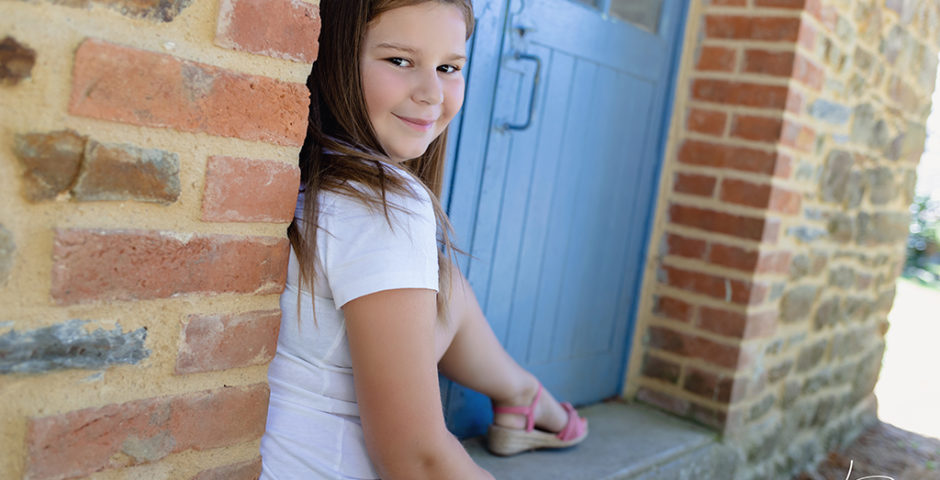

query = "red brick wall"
[0, 0, 318, 477]
[629, 0, 939, 478]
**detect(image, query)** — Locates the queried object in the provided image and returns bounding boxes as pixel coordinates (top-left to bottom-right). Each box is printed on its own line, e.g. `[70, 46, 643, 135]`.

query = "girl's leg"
[434, 265, 568, 432]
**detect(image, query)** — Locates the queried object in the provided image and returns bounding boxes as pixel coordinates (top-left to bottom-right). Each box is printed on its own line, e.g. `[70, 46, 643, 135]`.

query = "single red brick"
[202, 156, 300, 223]
[720, 178, 772, 209]
[704, 15, 801, 41]
[696, 46, 736, 72]
[793, 54, 823, 90]
[692, 79, 790, 109]
[660, 265, 768, 305]
[647, 326, 744, 369]
[712, 0, 747, 5]
[655, 295, 695, 322]
[677, 139, 778, 175]
[26, 384, 269, 480]
[192, 457, 262, 480]
[641, 353, 681, 384]
[215, 0, 320, 63]
[69, 39, 308, 147]
[743, 49, 795, 76]
[730, 114, 784, 143]
[668, 203, 779, 242]
[665, 232, 708, 259]
[674, 172, 717, 197]
[708, 243, 760, 271]
[698, 306, 777, 339]
[51, 229, 289, 305]
[774, 152, 794, 179]
[687, 108, 727, 136]
[176, 309, 281, 374]
[785, 87, 804, 114]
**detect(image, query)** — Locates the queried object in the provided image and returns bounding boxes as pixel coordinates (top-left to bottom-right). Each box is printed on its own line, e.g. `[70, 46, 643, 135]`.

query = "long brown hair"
[290, 0, 475, 318]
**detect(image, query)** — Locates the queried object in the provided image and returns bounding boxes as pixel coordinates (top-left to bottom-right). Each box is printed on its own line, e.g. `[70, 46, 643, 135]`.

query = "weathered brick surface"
[215, 0, 320, 63]
[51, 229, 288, 305]
[176, 309, 281, 374]
[0, 36, 36, 85]
[202, 156, 300, 223]
[673, 172, 716, 197]
[72, 140, 180, 204]
[17, 0, 194, 21]
[192, 457, 262, 480]
[669, 204, 779, 242]
[69, 39, 308, 146]
[13, 130, 86, 202]
[26, 384, 269, 479]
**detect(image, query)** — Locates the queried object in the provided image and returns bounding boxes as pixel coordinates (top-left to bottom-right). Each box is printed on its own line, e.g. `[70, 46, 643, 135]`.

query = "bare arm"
[343, 288, 493, 480]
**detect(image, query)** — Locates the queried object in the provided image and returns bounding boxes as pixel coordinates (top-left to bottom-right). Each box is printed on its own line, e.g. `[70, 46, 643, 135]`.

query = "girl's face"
[360, 2, 468, 163]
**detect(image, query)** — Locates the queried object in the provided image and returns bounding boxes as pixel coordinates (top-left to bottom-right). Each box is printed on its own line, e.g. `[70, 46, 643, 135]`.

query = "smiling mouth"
[394, 114, 436, 131]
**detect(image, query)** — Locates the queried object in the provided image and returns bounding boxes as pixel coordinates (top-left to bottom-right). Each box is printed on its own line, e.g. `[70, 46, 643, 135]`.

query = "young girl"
[259, 1, 587, 478]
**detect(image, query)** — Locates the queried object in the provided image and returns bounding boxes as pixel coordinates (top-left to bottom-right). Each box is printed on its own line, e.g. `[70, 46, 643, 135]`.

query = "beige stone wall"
[0, 0, 318, 478]
[627, 0, 939, 478]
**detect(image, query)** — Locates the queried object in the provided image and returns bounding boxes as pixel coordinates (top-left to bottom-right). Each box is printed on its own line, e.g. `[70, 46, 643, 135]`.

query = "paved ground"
[797, 279, 940, 479]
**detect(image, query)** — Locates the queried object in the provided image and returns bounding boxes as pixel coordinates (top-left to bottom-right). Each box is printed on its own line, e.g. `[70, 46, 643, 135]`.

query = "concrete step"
[464, 400, 739, 479]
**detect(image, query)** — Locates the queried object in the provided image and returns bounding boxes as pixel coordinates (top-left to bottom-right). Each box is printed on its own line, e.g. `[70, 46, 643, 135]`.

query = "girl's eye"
[388, 57, 412, 67]
[438, 64, 462, 74]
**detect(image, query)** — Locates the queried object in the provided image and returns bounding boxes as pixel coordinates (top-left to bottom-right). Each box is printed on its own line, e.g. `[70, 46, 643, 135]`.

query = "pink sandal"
[486, 383, 589, 456]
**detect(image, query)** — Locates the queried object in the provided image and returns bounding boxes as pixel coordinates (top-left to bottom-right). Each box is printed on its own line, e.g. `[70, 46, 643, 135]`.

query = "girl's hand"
[344, 288, 493, 480]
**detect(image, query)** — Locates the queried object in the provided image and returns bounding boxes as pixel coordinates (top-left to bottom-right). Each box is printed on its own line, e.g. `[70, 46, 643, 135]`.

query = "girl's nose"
[413, 69, 444, 105]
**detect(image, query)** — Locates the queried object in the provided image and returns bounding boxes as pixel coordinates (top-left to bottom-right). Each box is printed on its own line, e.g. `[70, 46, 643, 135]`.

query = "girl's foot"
[487, 376, 589, 456]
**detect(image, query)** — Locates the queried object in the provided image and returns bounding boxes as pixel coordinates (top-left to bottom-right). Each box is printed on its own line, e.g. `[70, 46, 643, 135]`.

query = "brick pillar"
[629, 0, 939, 478]
[0, 0, 319, 478]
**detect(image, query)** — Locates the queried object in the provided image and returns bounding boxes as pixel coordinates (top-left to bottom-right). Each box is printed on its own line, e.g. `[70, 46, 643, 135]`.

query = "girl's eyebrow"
[374, 42, 467, 62]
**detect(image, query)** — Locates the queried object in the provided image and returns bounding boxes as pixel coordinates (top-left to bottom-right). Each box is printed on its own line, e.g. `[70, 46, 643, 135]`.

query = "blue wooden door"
[442, 0, 688, 437]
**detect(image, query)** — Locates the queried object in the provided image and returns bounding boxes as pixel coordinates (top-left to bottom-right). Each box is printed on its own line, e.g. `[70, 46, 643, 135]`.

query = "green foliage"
[905, 195, 940, 288]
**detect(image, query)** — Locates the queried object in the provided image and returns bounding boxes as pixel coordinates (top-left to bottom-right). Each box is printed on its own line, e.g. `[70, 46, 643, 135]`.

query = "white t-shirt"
[260, 170, 439, 480]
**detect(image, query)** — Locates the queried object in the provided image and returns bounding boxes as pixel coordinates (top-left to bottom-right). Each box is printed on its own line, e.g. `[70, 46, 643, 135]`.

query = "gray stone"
[787, 225, 827, 243]
[850, 104, 889, 150]
[828, 267, 856, 289]
[780, 380, 802, 408]
[803, 368, 833, 395]
[809, 100, 851, 125]
[856, 211, 910, 245]
[845, 170, 867, 208]
[0, 36, 36, 85]
[796, 339, 828, 372]
[0, 225, 13, 285]
[767, 360, 793, 384]
[72, 140, 180, 204]
[814, 296, 842, 330]
[0, 319, 149, 374]
[827, 213, 854, 243]
[748, 394, 776, 422]
[780, 285, 820, 323]
[867, 167, 896, 205]
[844, 297, 872, 323]
[820, 150, 854, 203]
[789, 254, 811, 280]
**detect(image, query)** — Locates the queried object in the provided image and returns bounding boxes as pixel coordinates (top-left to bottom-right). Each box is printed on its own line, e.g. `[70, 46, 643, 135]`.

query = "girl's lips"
[394, 114, 436, 131]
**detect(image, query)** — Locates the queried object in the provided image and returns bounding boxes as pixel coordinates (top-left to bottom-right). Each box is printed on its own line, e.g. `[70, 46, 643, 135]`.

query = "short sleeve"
[319, 187, 439, 308]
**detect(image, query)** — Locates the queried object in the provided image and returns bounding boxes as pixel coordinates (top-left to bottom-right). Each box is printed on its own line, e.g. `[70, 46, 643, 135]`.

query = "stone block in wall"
[25, 383, 268, 479]
[855, 211, 910, 245]
[0, 225, 13, 285]
[176, 309, 280, 374]
[0, 319, 149, 374]
[72, 140, 180, 204]
[215, 0, 320, 63]
[0, 36, 36, 85]
[779, 284, 820, 324]
[69, 39, 309, 147]
[202, 156, 300, 223]
[50, 229, 289, 305]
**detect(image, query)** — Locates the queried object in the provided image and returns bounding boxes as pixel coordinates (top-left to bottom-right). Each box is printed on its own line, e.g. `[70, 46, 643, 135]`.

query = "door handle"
[501, 52, 542, 132]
